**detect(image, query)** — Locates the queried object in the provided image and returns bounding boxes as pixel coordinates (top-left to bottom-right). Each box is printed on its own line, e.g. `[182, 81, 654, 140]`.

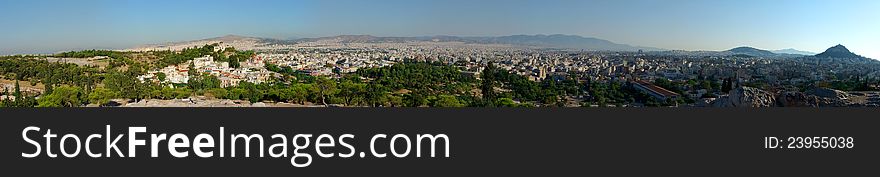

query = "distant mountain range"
[294, 34, 664, 51]
[127, 35, 278, 52]
[720, 46, 811, 58]
[122, 34, 872, 61]
[474, 34, 664, 51]
[125, 34, 664, 52]
[772, 48, 816, 55]
[720, 45, 870, 61]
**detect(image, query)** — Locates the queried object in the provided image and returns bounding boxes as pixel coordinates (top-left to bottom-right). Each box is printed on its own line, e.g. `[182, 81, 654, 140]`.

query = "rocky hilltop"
[815, 44, 865, 59]
[115, 96, 324, 107]
[712, 86, 776, 107]
[711, 86, 865, 107]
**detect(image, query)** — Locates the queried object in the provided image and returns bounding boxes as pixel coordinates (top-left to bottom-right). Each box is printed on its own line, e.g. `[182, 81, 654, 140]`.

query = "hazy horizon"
[1, 0, 878, 58]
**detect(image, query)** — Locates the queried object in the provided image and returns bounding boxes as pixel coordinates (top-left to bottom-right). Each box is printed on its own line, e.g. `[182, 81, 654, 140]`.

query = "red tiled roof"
[634, 80, 680, 97]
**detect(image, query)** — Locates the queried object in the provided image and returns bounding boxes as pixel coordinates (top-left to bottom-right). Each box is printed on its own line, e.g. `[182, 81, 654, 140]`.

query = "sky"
[0, 0, 878, 58]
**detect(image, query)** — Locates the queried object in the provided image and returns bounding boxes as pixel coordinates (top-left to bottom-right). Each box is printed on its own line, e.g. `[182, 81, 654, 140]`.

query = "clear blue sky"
[1, 0, 878, 58]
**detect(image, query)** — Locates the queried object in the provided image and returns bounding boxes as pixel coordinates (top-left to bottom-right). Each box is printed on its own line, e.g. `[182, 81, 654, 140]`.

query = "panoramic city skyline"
[0, 0, 878, 59]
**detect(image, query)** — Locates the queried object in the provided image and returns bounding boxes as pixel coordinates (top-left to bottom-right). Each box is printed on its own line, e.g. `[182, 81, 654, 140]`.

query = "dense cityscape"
[1, 35, 879, 107]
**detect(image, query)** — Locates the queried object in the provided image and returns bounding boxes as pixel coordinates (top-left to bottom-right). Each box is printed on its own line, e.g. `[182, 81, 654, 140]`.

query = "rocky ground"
[712, 86, 776, 107]
[710, 86, 878, 107]
[1, 79, 44, 94]
[116, 96, 324, 107]
[42, 57, 110, 68]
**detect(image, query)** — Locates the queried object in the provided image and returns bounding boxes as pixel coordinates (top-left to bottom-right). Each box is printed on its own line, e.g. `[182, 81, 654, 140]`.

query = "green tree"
[721, 78, 733, 93]
[313, 77, 338, 105]
[204, 88, 228, 99]
[156, 73, 167, 82]
[13, 80, 21, 103]
[88, 88, 119, 106]
[44, 83, 54, 96]
[103, 71, 151, 101]
[188, 74, 221, 90]
[404, 92, 428, 107]
[337, 80, 366, 106]
[495, 97, 518, 107]
[38, 86, 84, 107]
[386, 94, 404, 107]
[286, 83, 311, 104]
[480, 63, 498, 106]
[365, 83, 389, 107]
[432, 95, 465, 107]
[700, 80, 713, 92]
[188, 62, 198, 76]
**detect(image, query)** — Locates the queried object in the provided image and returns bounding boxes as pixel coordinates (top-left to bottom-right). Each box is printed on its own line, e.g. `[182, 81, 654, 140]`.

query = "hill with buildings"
[126, 35, 278, 52]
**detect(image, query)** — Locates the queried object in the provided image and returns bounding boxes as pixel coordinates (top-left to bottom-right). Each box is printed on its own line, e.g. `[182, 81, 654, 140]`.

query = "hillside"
[126, 35, 274, 52]
[815, 44, 864, 59]
[726, 46, 777, 57]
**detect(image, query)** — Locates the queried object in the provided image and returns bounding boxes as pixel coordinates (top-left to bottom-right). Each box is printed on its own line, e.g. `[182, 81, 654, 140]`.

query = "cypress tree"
[480, 63, 497, 106]
[13, 80, 22, 106]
